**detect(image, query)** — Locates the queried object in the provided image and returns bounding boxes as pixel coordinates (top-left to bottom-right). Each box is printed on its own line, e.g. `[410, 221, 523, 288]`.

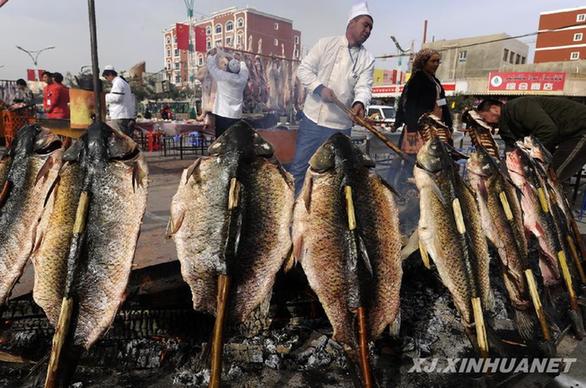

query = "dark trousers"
[214, 114, 240, 138]
[552, 133, 586, 182]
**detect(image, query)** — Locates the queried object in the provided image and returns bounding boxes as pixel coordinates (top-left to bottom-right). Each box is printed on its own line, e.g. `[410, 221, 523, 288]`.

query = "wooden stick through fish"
[209, 177, 240, 388]
[524, 269, 551, 341]
[331, 95, 410, 162]
[567, 236, 586, 284]
[344, 185, 373, 388]
[558, 250, 579, 312]
[471, 297, 489, 358]
[45, 191, 90, 388]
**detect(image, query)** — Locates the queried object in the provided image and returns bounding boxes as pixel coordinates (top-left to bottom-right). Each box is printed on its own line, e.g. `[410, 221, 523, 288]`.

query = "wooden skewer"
[567, 236, 586, 284]
[499, 192, 514, 221]
[344, 185, 373, 388]
[524, 269, 551, 341]
[209, 177, 240, 388]
[471, 297, 489, 358]
[331, 96, 410, 161]
[45, 191, 90, 388]
[452, 198, 466, 234]
[558, 250, 579, 312]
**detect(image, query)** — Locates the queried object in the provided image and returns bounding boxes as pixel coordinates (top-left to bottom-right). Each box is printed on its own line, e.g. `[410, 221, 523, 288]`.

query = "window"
[174, 62, 180, 69]
[295, 36, 299, 44]
[458, 50, 467, 63]
[274, 23, 279, 30]
[206, 40, 212, 50]
[577, 14, 586, 22]
[274, 38, 279, 46]
[174, 48, 179, 56]
[226, 36, 233, 47]
[226, 21, 234, 32]
[574, 33, 584, 42]
[237, 18, 244, 28]
[236, 34, 242, 45]
[206, 26, 211, 35]
[521, 56, 526, 64]
[175, 75, 181, 84]
[509, 50, 515, 64]
[215, 24, 222, 34]
[215, 40, 222, 47]
[503, 48, 509, 62]
[515, 54, 521, 64]
[198, 56, 204, 66]
[166, 36, 171, 44]
[166, 49, 171, 57]
[571, 51, 580, 60]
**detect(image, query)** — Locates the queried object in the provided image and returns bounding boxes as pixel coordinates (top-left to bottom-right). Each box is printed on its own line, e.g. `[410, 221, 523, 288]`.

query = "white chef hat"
[228, 58, 241, 74]
[103, 65, 115, 71]
[347, 1, 373, 25]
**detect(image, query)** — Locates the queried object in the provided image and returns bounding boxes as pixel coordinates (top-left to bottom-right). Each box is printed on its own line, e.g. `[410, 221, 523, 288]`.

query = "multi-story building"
[163, 7, 301, 87]
[535, 6, 586, 63]
[422, 33, 529, 81]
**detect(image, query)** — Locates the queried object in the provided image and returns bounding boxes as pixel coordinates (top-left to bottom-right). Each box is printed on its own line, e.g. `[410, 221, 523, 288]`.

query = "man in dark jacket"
[477, 97, 586, 182]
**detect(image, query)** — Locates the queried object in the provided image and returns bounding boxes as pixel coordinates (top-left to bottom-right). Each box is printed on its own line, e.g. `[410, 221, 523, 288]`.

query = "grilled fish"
[467, 146, 536, 339]
[292, 133, 402, 351]
[169, 121, 294, 322]
[0, 126, 63, 305]
[416, 137, 494, 341]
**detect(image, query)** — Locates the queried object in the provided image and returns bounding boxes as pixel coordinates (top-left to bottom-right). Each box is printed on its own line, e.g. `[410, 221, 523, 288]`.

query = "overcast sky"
[0, 0, 581, 79]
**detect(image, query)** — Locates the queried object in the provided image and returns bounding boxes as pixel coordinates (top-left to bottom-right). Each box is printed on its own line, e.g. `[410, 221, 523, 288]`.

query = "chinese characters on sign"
[488, 72, 566, 92]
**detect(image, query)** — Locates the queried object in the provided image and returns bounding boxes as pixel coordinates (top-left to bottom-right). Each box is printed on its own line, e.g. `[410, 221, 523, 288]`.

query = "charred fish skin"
[31, 159, 84, 326]
[0, 129, 63, 305]
[467, 148, 536, 339]
[169, 121, 294, 322]
[72, 129, 148, 349]
[293, 133, 402, 349]
[416, 137, 493, 331]
[506, 148, 562, 286]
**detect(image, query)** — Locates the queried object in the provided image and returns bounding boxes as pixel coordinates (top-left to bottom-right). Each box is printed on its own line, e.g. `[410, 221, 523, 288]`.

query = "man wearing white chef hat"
[292, 1, 375, 194]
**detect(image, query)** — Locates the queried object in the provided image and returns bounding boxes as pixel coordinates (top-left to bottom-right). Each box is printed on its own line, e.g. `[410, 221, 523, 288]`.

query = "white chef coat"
[105, 76, 135, 119]
[207, 54, 249, 119]
[297, 35, 374, 129]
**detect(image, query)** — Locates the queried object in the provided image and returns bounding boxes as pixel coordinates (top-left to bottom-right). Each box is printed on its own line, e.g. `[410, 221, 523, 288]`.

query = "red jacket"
[43, 83, 70, 119]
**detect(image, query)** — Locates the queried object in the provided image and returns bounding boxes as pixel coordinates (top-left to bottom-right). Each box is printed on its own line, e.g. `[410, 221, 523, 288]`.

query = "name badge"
[437, 98, 447, 107]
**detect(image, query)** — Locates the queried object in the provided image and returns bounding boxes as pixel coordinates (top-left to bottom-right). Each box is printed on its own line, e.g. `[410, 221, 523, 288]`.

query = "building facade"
[422, 33, 529, 82]
[163, 7, 301, 87]
[535, 6, 586, 63]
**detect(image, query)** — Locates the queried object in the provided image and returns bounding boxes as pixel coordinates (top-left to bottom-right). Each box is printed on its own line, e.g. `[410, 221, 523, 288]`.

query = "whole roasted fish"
[506, 148, 562, 286]
[416, 137, 494, 349]
[168, 121, 294, 322]
[30, 142, 84, 326]
[467, 146, 536, 340]
[0, 126, 63, 305]
[292, 133, 402, 352]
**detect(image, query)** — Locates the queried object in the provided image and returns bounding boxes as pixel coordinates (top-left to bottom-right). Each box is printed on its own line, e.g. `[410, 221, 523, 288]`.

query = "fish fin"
[43, 174, 61, 208]
[377, 174, 402, 199]
[292, 233, 304, 263]
[34, 153, 58, 186]
[514, 309, 536, 341]
[165, 211, 185, 238]
[31, 227, 46, 256]
[401, 229, 420, 261]
[185, 158, 202, 185]
[283, 244, 296, 272]
[302, 174, 313, 212]
[389, 310, 401, 337]
[357, 232, 373, 277]
[132, 159, 148, 192]
[427, 177, 447, 206]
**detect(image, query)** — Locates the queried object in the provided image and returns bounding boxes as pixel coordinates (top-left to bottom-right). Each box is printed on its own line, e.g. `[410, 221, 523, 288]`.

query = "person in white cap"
[291, 1, 374, 194]
[206, 48, 249, 137]
[102, 65, 136, 136]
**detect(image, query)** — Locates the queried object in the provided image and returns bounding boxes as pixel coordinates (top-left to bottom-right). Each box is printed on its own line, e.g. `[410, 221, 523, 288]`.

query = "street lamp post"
[16, 45, 55, 81]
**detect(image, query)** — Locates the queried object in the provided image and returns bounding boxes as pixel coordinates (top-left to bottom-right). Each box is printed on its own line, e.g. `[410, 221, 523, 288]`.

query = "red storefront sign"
[488, 72, 566, 92]
[372, 82, 455, 95]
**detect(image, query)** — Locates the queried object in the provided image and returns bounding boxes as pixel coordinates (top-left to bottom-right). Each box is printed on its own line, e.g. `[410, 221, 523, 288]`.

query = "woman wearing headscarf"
[395, 48, 452, 155]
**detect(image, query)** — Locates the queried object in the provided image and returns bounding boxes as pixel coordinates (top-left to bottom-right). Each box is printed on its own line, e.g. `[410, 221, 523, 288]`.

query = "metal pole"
[87, 0, 103, 123]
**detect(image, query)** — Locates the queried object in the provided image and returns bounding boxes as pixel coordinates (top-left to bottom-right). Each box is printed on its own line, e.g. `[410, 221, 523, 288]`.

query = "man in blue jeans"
[291, 1, 375, 194]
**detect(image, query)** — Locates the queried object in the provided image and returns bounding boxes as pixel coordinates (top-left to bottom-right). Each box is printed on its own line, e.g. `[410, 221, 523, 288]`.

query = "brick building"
[535, 6, 586, 63]
[163, 7, 301, 87]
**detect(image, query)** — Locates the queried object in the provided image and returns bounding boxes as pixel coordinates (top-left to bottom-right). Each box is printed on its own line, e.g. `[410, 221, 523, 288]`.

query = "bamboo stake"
[558, 250, 579, 312]
[471, 297, 489, 358]
[567, 236, 586, 284]
[452, 198, 466, 234]
[45, 191, 89, 388]
[357, 307, 374, 388]
[209, 177, 240, 388]
[344, 185, 373, 388]
[331, 96, 409, 161]
[537, 187, 549, 214]
[524, 269, 551, 341]
[209, 275, 230, 388]
[499, 191, 514, 221]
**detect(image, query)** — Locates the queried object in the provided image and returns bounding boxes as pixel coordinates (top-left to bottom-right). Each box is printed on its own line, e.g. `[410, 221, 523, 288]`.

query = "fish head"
[208, 121, 273, 161]
[9, 124, 40, 158]
[467, 146, 496, 179]
[309, 133, 367, 174]
[505, 147, 530, 179]
[524, 136, 552, 167]
[33, 129, 62, 154]
[85, 122, 109, 169]
[416, 136, 449, 173]
[108, 131, 139, 161]
[64, 137, 86, 162]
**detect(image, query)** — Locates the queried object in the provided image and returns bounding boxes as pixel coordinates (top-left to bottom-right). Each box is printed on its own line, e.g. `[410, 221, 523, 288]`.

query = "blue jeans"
[289, 114, 351, 194]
